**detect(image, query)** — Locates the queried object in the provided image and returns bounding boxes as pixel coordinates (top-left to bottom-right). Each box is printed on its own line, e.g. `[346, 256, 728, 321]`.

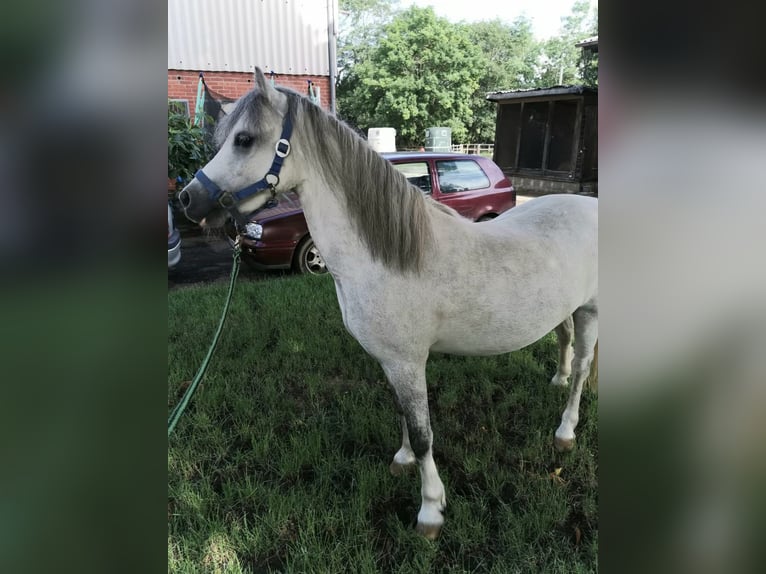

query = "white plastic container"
[367, 127, 396, 152]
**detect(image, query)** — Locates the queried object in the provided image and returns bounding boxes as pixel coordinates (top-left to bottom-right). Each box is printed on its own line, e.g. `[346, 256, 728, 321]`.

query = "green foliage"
[338, 7, 483, 146]
[337, 0, 400, 84]
[168, 274, 598, 572]
[462, 17, 542, 142]
[337, 1, 598, 147]
[167, 104, 216, 190]
[580, 47, 599, 87]
[538, 0, 598, 86]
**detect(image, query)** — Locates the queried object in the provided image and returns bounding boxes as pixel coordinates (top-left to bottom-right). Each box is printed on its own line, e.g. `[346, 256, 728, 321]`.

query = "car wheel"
[477, 214, 497, 222]
[294, 236, 328, 275]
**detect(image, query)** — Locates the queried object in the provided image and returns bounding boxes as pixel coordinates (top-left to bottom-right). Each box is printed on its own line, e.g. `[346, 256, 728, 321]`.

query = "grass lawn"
[168, 274, 598, 573]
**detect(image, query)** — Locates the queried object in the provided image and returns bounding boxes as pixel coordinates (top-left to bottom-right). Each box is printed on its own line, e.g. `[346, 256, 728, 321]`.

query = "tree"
[538, 0, 598, 86]
[336, 1, 598, 146]
[578, 5, 598, 87]
[463, 17, 542, 142]
[336, 0, 400, 135]
[337, 0, 399, 85]
[338, 7, 483, 147]
[580, 43, 598, 87]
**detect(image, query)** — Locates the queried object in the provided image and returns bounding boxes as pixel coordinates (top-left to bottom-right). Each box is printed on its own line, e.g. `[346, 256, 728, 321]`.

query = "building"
[488, 37, 598, 196]
[168, 0, 338, 114]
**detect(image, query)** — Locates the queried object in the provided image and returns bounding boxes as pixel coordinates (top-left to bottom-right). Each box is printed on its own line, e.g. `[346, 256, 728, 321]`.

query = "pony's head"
[177, 68, 297, 228]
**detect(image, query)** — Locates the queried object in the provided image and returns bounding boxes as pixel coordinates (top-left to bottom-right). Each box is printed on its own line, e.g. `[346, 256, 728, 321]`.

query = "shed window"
[509, 99, 581, 174]
[518, 102, 548, 169]
[547, 100, 578, 172]
[495, 104, 521, 169]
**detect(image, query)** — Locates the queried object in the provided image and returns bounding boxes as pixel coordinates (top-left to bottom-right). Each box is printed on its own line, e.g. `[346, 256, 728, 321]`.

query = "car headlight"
[244, 222, 263, 239]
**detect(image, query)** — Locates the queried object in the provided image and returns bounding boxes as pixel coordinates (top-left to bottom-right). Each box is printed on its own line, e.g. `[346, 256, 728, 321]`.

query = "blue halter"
[193, 113, 293, 226]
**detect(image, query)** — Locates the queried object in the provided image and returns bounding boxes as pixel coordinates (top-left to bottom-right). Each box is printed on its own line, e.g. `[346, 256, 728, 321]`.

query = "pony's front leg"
[383, 362, 446, 539]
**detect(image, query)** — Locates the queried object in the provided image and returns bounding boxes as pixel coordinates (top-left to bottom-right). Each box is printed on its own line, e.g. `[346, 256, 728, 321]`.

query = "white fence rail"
[450, 143, 494, 155]
[397, 143, 495, 155]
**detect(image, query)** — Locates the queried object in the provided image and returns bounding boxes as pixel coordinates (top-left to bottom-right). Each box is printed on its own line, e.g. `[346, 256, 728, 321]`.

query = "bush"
[167, 104, 216, 192]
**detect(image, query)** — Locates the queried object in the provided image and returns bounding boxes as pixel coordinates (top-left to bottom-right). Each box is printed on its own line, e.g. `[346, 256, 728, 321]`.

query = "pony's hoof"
[416, 521, 442, 540]
[389, 460, 416, 476]
[550, 374, 569, 387]
[554, 435, 576, 452]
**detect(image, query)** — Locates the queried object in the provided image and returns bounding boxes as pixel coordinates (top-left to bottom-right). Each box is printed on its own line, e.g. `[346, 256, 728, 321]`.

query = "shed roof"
[575, 36, 599, 48]
[486, 85, 596, 102]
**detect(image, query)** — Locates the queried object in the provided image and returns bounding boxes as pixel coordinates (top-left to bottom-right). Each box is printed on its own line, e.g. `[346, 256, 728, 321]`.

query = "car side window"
[435, 160, 490, 193]
[393, 162, 432, 195]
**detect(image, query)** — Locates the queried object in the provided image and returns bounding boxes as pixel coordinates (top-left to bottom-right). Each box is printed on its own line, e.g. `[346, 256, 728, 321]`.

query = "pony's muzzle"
[177, 180, 208, 224]
[177, 185, 192, 210]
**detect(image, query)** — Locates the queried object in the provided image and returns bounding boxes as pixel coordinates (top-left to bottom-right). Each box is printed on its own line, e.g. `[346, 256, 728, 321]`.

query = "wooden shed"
[488, 85, 597, 196]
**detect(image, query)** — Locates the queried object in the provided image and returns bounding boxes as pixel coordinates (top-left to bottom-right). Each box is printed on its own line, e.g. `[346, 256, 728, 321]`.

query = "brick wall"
[168, 70, 331, 113]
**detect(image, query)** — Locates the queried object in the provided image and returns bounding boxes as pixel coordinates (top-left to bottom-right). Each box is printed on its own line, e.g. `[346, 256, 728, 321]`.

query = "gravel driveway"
[168, 221, 280, 291]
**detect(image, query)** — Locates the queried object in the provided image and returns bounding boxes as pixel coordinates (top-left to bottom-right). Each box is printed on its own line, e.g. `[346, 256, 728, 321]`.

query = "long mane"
[227, 87, 455, 273]
[287, 90, 450, 273]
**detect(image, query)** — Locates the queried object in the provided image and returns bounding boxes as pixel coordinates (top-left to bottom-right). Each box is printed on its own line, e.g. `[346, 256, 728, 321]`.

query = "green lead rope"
[168, 242, 241, 437]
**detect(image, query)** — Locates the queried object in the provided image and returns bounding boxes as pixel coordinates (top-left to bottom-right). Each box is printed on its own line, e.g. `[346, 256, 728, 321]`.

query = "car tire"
[294, 236, 328, 275]
[477, 214, 497, 222]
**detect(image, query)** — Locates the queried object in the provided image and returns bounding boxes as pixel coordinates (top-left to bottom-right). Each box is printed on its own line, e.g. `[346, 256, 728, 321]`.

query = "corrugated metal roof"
[575, 35, 598, 48]
[486, 85, 596, 102]
[168, 0, 331, 75]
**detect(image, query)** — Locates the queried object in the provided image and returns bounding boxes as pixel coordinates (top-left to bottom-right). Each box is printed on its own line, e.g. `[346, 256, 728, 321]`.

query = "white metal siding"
[168, 0, 330, 75]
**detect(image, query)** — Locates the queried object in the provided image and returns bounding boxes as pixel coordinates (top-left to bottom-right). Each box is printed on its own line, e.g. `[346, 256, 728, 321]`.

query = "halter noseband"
[193, 113, 293, 227]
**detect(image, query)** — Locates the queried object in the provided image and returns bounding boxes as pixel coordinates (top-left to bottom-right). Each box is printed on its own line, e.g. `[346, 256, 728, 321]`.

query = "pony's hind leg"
[383, 361, 446, 539]
[389, 415, 417, 475]
[554, 302, 598, 452]
[551, 316, 574, 386]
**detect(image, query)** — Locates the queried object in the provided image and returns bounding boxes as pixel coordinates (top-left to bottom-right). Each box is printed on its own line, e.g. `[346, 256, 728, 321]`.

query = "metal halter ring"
[218, 191, 236, 208]
[265, 173, 279, 187]
[275, 138, 291, 158]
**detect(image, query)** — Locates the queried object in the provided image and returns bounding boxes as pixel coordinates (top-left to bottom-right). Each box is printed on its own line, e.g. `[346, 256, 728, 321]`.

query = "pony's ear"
[254, 67, 274, 97]
[254, 67, 287, 112]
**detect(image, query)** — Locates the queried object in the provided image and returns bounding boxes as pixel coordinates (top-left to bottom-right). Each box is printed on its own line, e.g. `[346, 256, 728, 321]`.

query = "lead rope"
[168, 237, 242, 437]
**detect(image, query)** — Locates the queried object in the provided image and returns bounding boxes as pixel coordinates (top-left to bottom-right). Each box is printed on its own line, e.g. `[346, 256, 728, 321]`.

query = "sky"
[397, 0, 596, 40]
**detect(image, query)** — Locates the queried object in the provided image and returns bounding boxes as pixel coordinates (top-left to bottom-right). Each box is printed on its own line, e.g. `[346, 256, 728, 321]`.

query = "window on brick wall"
[168, 99, 190, 117]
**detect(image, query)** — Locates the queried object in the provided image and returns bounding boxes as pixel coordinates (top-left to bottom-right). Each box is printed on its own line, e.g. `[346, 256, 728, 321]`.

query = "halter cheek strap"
[194, 113, 293, 226]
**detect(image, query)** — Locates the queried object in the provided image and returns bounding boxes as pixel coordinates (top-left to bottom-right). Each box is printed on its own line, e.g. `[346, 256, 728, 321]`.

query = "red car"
[228, 152, 515, 274]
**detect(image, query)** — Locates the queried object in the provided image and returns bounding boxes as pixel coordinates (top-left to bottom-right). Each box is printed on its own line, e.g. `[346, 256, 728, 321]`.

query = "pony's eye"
[234, 132, 254, 148]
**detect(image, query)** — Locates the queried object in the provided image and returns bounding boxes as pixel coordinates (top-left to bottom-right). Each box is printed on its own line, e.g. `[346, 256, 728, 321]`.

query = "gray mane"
[226, 87, 455, 273]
